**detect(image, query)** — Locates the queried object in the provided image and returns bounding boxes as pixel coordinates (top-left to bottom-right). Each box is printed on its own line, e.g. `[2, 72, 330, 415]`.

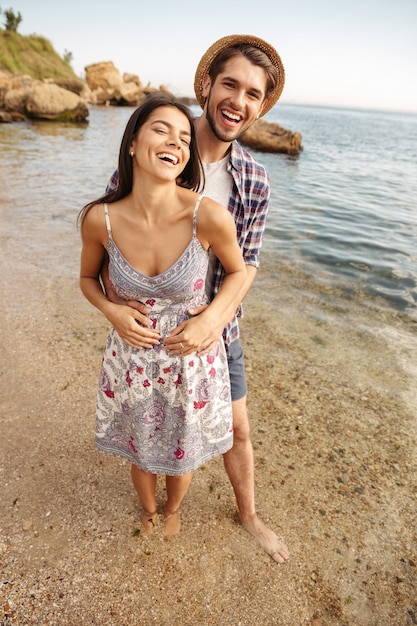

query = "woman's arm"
[163, 198, 246, 355]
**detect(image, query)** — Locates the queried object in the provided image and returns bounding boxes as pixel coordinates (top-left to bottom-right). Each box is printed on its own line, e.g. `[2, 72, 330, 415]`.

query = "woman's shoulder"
[81, 203, 108, 240]
[177, 188, 227, 223]
[199, 195, 229, 218]
[197, 196, 234, 236]
[83, 202, 105, 224]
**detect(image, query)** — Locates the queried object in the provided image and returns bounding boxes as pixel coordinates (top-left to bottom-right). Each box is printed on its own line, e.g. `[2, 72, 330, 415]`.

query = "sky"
[8, 0, 417, 113]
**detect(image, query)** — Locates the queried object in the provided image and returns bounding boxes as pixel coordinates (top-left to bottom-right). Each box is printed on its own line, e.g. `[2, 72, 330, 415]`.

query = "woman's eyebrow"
[151, 119, 191, 137]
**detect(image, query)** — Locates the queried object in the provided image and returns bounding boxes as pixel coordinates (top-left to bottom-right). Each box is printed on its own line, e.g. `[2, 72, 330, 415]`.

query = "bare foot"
[140, 509, 158, 534]
[241, 513, 290, 563]
[163, 509, 181, 536]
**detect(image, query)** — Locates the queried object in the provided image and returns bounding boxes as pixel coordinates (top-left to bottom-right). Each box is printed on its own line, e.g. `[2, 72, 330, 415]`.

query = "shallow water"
[262, 104, 417, 317]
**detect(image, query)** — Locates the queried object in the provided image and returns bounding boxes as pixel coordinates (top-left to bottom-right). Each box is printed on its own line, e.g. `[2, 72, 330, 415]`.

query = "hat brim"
[193, 34, 285, 116]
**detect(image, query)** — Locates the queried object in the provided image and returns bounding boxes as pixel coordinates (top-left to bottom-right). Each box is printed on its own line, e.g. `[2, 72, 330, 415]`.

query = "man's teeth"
[158, 153, 178, 164]
[222, 110, 241, 122]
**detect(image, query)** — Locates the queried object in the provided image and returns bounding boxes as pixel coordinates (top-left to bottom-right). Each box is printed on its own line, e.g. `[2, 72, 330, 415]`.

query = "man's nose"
[229, 89, 245, 108]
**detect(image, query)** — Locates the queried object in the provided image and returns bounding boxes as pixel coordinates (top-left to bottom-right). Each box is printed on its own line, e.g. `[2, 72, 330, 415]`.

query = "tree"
[63, 49, 73, 65]
[1, 6, 22, 32]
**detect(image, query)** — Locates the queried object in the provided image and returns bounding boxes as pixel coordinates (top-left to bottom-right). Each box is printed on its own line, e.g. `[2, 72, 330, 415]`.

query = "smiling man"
[104, 35, 290, 563]
[189, 35, 289, 564]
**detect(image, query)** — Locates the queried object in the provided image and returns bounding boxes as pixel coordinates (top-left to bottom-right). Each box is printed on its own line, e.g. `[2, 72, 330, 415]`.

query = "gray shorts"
[227, 339, 247, 402]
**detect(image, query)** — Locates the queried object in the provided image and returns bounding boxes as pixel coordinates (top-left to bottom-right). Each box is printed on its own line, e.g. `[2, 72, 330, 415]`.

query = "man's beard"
[205, 93, 243, 143]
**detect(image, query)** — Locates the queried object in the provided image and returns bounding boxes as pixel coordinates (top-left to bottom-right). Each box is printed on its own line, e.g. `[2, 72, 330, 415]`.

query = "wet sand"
[1, 241, 416, 625]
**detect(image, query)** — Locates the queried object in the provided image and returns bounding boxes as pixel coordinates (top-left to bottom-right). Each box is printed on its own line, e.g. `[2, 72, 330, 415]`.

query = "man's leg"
[223, 397, 290, 563]
[224, 340, 290, 563]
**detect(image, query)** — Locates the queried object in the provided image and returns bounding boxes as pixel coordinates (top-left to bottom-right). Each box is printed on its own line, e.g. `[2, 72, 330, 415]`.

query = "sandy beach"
[1, 237, 416, 625]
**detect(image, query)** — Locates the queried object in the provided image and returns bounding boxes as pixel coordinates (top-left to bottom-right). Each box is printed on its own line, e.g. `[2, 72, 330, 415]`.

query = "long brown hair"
[78, 92, 203, 225]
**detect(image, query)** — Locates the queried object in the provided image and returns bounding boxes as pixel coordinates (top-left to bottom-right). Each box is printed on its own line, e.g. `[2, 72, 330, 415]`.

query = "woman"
[79, 93, 246, 536]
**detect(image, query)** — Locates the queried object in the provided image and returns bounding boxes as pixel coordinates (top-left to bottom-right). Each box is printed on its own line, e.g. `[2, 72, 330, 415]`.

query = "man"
[104, 34, 290, 563]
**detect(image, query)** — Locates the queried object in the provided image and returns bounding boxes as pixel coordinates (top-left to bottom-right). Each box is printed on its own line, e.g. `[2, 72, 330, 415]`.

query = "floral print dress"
[95, 197, 233, 475]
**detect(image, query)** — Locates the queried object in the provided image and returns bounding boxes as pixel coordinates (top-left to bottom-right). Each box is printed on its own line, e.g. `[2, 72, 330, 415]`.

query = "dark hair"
[209, 44, 279, 101]
[78, 92, 202, 225]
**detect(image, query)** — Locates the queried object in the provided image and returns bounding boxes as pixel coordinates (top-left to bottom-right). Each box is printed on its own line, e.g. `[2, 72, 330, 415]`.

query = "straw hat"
[193, 34, 285, 116]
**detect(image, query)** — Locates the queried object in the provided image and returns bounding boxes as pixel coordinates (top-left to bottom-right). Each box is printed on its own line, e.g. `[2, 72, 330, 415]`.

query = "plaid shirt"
[105, 140, 270, 351]
[210, 141, 270, 348]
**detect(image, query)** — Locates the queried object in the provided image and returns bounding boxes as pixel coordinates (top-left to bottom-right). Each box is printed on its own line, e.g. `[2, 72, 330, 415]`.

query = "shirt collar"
[228, 141, 244, 173]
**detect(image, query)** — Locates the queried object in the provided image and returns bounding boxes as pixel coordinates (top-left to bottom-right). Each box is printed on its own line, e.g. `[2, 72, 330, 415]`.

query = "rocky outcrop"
[0, 70, 89, 123]
[240, 119, 303, 155]
[84, 61, 171, 106]
[26, 83, 89, 121]
[0, 110, 13, 122]
[53, 77, 85, 96]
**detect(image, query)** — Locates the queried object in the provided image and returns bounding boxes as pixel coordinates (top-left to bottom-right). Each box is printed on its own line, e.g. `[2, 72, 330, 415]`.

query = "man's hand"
[101, 253, 152, 327]
[108, 291, 152, 327]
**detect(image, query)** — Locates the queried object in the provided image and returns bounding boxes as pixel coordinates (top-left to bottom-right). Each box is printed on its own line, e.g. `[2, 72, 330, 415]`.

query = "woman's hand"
[106, 303, 160, 349]
[162, 312, 222, 357]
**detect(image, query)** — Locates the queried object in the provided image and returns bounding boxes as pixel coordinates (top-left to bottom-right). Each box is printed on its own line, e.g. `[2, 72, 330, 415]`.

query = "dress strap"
[192, 194, 204, 238]
[103, 203, 112, 239]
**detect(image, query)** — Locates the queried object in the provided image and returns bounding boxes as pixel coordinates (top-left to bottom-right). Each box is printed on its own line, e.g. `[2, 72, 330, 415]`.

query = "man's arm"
[100, 170, 154, 343]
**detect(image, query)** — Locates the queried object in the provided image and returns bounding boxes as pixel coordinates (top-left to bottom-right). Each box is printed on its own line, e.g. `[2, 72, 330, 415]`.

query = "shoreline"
[1, 240, 416, 624]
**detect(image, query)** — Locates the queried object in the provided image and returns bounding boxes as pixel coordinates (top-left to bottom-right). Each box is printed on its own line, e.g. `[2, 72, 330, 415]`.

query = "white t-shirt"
[201, 155, 233, 298]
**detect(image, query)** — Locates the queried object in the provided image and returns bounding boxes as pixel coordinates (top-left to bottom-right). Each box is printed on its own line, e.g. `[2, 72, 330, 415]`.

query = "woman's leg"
[163, 472, 193, 535]
[131, 464, 158, 533]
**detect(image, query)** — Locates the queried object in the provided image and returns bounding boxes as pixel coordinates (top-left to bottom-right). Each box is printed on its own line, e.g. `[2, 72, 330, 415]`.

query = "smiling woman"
[131, 111, 192, 183]
[77, 91, 246, 537]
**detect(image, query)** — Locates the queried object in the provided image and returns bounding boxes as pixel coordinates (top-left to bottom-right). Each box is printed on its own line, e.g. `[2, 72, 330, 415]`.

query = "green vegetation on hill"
[0, 29, 79, 81]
